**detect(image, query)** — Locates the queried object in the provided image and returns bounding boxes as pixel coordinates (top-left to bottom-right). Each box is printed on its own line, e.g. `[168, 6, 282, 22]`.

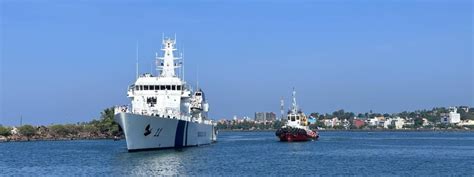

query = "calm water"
[1, 131, 473, 176]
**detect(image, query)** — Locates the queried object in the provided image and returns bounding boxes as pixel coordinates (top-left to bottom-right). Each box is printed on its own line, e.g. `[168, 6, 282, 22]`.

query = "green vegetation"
[459, 107, 474, 120]
[1, 107, 122, 141]
[414, 118, 424, 128]
[89, 108, 120, 136]
[49, 124, 75, 137]
[387, 125, 395, 130]
[0, 126, 12, 136]
[18, 125, 36, 138]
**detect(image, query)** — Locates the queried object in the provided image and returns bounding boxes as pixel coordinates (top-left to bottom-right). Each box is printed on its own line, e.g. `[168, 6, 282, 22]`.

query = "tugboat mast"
[280, 97, 284, 120]
[291, 87, 298, 113]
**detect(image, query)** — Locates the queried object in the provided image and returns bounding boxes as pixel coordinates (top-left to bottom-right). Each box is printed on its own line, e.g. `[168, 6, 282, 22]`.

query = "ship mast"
[157, 36, 181, 77]
[280, 97, 285, 120]
[291, 88, 298, 113]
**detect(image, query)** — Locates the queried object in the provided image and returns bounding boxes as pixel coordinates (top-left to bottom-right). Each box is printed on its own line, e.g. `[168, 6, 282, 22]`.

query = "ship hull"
[114, 112, 216, 152]
[275, 127, 319, 142]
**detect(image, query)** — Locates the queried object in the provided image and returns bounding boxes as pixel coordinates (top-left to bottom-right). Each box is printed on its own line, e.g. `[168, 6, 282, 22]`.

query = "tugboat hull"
[275, 127, 319, 142]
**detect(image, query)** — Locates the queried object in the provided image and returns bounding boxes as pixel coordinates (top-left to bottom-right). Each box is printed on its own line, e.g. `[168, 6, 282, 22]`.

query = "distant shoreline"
[218, 129, 474, 132]
[0, 136, 121, 143]
[2, 129, 472, 143]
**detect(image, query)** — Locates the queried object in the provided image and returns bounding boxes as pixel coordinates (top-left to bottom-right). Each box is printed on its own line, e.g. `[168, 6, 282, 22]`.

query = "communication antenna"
[180, 51, 184, 81]
[280, 97, 284, 120]
[292, 87, 297, 112]
[196, 65, 199, 90]
[150, 61, 153, 75]
[182, 46, 185, 81]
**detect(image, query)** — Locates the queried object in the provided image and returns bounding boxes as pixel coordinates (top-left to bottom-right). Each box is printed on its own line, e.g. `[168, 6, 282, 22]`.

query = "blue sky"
[1, 0, 473, 125]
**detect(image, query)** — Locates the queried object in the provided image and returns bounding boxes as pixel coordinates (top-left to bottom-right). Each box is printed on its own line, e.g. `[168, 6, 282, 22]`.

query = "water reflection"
[114, 149, 188, 175]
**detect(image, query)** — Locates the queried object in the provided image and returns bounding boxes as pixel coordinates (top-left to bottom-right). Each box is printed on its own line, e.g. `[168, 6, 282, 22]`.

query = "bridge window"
[172, 85, 176, 90]
[160, 85, 165, 90]
[291, 116, 295, 121]
[140, 85, 143, 90]
[177, 85, 181, 90]
[166, 85, 171, 90]
[296, 116, 300, 120]
[144, 85, 149, 90]
[135, 85, 139, 90]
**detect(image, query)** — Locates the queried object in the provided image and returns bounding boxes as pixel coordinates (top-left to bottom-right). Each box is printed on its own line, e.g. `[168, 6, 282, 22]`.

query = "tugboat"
[275, 89, 319, 142]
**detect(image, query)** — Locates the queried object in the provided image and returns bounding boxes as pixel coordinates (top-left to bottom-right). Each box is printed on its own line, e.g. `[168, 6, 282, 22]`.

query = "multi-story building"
[383, 118, 393, 129]
[254, 112, 276, 123]
[441, 107, 461, 124]
[391, 117, 406, 129]
[323, 117, 341, 127]
[368, 117, 378, 126]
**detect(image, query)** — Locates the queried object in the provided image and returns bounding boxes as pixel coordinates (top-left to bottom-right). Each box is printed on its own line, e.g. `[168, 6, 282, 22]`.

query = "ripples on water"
[0, 131, 473, 176]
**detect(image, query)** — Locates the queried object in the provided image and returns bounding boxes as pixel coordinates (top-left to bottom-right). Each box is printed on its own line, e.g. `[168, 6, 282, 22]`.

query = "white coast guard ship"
[114, 36, 217, 152]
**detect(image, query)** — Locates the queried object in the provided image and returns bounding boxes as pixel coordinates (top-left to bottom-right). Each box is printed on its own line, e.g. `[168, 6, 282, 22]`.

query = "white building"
[10, 127, 18, 135]
[383, 118, 393, 129]
[368, 118, 378, 126]
[391, 117, 406, 129]
[441, 107, 461, 124]
[459, 120, 474, 126]
[422, 118, 430, 126]
[323, 117, 341, 127]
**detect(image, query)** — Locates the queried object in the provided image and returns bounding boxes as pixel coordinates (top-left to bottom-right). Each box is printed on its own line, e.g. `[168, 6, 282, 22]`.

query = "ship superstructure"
[114, 36, 216, 152]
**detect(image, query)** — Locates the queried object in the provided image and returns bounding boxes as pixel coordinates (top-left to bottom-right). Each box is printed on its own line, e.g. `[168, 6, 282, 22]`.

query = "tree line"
[0, 108, 121, 141]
